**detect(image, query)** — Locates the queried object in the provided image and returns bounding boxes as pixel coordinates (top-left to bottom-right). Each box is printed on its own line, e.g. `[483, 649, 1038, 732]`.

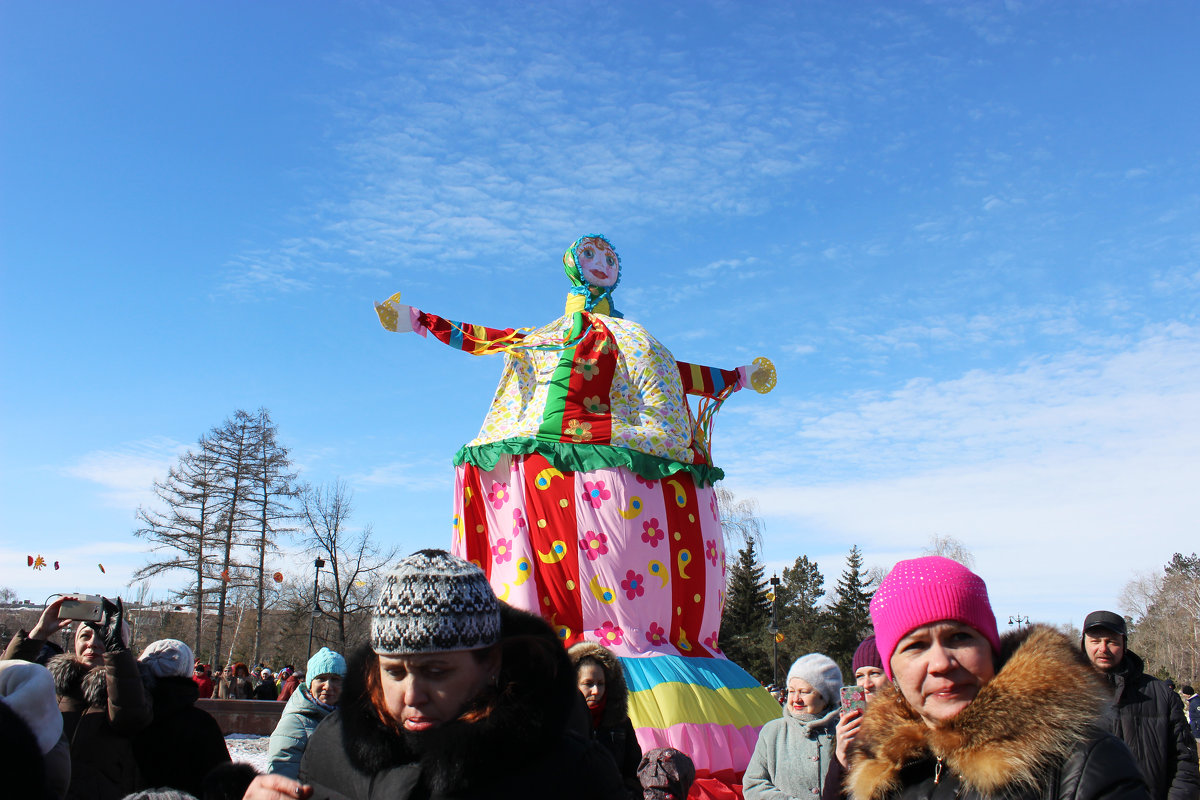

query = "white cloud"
[62, 437, 190, 509]
[718, 322, 1200, 621]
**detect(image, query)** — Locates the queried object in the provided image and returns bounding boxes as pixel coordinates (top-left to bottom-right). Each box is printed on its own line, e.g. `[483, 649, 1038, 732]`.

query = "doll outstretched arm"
[675, 357, 777, 397]
[375, 293, 525, 355]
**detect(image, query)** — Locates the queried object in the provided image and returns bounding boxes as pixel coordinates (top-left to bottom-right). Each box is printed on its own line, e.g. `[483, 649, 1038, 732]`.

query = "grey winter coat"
[744, 704, 839, 800]
[268, 683, 333, 779]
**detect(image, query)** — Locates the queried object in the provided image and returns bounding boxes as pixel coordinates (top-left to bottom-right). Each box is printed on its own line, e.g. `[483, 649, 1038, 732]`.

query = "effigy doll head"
[564, 234, 622, 317]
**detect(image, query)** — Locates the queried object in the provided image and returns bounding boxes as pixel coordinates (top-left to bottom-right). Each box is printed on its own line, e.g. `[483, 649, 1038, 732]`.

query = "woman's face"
[378, 649, 499, 732]
[786, 677, 827, 716]
[309, 674, 343, 706]
[854, 665, 888, 701]
[890, 620, 996, 727]
[235, 665, 249, 678]
[223, 666, 233, 679]
[74, 625, 104, 668]
[577, 661, 607, 709]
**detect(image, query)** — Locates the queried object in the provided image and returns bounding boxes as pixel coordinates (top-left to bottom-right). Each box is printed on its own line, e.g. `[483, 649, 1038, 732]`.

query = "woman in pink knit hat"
[845, 556, 1147, 800]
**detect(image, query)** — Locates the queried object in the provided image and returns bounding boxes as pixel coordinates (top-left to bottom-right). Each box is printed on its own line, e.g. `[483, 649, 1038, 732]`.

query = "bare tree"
[246, 408, 300, 663]
[203, 411, 259, 666]
[1120, 553, 1200, 683]
[299, 481, 399, 650]
[716, 485, 764, 555]
[133, 439, 221, 653]
[921, 534, 976, 568]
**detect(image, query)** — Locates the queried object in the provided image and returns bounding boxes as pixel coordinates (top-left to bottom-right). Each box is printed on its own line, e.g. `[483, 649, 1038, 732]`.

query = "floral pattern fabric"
[453, 454, 727, 659]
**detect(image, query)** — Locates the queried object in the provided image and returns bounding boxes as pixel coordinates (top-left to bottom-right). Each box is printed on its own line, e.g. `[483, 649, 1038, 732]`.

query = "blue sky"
[2, 1, 1197, 629]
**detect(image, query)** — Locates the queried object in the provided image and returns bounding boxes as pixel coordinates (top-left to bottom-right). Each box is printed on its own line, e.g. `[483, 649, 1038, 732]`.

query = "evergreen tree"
[721, 538, 770, 681]
[826, 545, 874, 674]
[775, 555, 828, 663]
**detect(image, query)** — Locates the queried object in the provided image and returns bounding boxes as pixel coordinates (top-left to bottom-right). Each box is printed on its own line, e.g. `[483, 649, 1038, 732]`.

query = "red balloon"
[272, 572, 284, 583]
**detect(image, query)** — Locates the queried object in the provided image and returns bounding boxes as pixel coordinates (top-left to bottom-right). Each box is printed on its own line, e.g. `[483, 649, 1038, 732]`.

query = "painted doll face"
[577, 238, 619, 288]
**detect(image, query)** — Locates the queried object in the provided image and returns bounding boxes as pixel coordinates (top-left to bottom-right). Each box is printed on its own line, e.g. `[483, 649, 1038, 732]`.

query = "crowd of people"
[2, 552, 1198, 800]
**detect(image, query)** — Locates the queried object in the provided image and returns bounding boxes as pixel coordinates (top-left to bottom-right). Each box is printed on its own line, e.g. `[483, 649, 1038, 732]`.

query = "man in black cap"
[1082, 610, 1199, 800]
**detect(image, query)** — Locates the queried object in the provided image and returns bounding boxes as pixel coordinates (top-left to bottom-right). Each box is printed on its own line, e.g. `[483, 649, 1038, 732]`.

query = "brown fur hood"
[848, 625, 1110, 800]
[567, 640, 630, 728]
[47, 653, 107, 709]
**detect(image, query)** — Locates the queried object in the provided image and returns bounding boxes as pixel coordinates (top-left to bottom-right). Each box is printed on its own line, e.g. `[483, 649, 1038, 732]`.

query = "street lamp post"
[1008, 614, 1029, 630]
[307, 557, 326, 659]
[768, 574, 781, 688]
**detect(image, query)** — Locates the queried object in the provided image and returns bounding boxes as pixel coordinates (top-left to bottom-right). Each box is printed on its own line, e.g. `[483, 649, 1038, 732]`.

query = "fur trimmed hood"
[336, 602, 582, 795]
[848, 625, 1110, 800]
[567, 640, 630, 728]
[48, 653, 107, 710]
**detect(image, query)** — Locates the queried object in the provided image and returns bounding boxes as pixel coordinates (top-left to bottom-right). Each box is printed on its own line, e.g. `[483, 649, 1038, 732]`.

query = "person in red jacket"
[192, 662, 215, 699]
[276, 666, 301, 703]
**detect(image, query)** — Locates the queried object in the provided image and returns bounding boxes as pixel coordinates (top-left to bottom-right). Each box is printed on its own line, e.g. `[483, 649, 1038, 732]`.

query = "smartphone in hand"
[840, 685, 867, 716]
[59, 594, 105, 623]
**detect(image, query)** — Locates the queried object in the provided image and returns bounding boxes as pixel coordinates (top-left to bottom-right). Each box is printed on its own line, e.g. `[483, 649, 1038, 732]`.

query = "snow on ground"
[226, 733, 270, 773]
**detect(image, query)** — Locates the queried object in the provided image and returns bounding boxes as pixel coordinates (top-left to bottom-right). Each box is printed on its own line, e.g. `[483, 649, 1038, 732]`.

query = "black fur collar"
[48, 654, 107, 709]
[339, 603, 579, 794]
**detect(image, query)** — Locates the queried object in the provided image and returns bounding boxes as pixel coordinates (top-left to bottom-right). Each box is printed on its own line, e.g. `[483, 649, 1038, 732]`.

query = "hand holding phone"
[59, 594, 106, 623]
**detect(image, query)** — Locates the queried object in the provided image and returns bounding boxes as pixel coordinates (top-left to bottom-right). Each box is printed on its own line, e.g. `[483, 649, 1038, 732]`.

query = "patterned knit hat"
[371, 549, 501, 655]
[870, 555, 1000, 680]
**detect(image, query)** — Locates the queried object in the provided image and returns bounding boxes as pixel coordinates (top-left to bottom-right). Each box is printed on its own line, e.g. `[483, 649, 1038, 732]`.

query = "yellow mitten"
[374, 292, 413, 333]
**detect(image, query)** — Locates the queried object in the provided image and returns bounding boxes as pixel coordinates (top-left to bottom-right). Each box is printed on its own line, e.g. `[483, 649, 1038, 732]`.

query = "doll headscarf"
[563, 234, 623, 318]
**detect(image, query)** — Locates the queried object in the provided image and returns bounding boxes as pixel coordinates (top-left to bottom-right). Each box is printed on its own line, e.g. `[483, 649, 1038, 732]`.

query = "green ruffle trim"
[453, 438, 725, 487]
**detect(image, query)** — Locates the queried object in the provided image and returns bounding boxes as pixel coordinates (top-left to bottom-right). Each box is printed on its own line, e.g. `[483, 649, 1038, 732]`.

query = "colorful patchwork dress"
[378, 236, 778, 795]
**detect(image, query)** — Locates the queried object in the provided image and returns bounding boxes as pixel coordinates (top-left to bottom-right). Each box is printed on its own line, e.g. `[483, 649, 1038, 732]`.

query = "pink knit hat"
[870, 555, 1000, 679]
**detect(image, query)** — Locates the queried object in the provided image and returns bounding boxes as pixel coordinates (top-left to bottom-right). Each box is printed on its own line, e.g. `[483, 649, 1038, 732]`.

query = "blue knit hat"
[305, 647, 346, 687]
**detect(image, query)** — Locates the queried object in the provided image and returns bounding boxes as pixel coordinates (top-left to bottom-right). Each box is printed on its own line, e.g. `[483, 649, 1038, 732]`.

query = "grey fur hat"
[371, 549, 501, 655]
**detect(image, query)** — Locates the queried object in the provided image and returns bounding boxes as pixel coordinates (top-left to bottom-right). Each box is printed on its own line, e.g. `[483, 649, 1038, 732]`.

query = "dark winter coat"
[848, 626, 1148, 800]
[47, 650, 152, 800]
[1187, 695, 1200, 740]
[3, 628, 64, 665]
[298, 604, 627, 800]
[133, 674, 231, 797]
[568, 641, 644, 799]
[254, 675, 280, 701]
[1096, 649, 1199, 800]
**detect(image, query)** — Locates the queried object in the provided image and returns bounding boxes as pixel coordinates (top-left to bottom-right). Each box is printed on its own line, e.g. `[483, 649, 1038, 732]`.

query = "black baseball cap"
[1083, 610, 1127, 635]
